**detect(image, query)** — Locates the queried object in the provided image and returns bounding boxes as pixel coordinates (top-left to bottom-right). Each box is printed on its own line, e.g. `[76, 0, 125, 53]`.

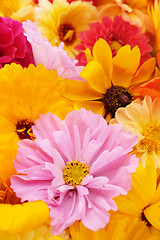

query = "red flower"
[0, 17, 34, 68]
[75, 16, 152, 66]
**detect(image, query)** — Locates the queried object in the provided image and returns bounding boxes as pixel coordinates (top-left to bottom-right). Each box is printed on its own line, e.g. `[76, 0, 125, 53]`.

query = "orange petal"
[136, 77, 160, 99]
[74, 100, 105, 116]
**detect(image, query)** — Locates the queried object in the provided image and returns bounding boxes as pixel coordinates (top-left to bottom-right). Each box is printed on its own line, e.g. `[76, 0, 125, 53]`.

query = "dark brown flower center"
[16, 119, 35, 140]
[58, 23, 76, 45]
[141, 211, 152, 227]
[0, 180, 21, 204]
[101, 86, 132, 118]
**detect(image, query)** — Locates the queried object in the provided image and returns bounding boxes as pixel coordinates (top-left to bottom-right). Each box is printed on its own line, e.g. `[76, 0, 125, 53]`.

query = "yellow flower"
[35, 0, 97, 57]
[0, 0, 35, 22]
[0, 180, 52, 240]
[64, 38, 156, 121]
[0, 63, 72, 182]
[148, 0, 160, 54]
[98, 0, 154, 33]
[111, 95, 160, 167]
[112, 157, 160, 237]
[69, 215, 160, 240]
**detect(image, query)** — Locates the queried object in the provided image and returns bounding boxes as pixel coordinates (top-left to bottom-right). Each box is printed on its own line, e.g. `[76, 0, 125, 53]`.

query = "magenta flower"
[11, 109, 138, 234]
[23, 20, 83, 80]
[75, 16, 152, 66]
[0, 17, 34, 68]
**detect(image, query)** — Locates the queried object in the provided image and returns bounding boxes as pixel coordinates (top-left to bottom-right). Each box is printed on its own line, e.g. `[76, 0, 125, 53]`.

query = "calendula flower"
[64, 38, 156, 121]
[11, 109, 138, 234]
[23, 20, 83, 80]
[0, 63, 72, 182]
[76, 16, 152, 66]
[0, 17, 34, 69]
[113, 157, 160, 236]
[0, 0, 35, 22]
[0, 179, 53, 240]
[35, 0, 97, 57]
[111, 95, 160, 168]
[98, 0, 154, 33]
[69, 215, 160, 240]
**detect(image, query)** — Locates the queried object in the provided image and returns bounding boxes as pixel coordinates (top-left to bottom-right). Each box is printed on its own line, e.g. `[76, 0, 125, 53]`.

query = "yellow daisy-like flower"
[98, 0, 154, 33]
[0, 0, 35, 22]
[111, 95, 160, 167]
[64, 38, 156, 121]
[35, 0, 97, 57]
[69, 214, 160, 240]
[113, 157, 160, 236]
[0, 63, 72, 183]
[148, 0, 160, 54]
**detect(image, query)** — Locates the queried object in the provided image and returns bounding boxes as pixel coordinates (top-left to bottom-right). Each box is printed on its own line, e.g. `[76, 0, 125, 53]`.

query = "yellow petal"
[84, 48, 93, 63]
[64, 80, 102, 101]
[144, 201, 160, 231]
[74, 100, 105, 116]
[112, 45, 140, 88]
[130, 58, 156, 89]
[80, 61, 111, 93]
[92, 38, 113, 79]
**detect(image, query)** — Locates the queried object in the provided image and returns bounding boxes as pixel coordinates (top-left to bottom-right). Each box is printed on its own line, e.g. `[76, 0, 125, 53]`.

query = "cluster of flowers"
[1, 0, 160, 239]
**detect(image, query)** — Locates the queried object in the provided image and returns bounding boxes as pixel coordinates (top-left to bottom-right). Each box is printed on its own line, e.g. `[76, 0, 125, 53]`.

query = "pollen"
[58, 23, 76, 45]
[0, 0, 19, 17]
[16, 119, 35, 140]
[63, 161, 90, 187]
[139, 124, 160, 151]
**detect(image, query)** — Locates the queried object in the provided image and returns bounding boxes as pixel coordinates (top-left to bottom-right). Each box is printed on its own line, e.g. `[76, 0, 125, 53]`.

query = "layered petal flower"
[11, 109, 138, 234]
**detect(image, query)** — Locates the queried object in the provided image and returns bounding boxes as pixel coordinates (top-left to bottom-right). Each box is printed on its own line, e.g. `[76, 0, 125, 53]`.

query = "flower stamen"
[16, 119, 35, 140]
[63, 161, 90, 187]
[58, 24, 76, 45]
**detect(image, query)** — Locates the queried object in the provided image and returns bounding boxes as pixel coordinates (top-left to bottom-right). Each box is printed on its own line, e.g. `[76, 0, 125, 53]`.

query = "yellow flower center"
[0, 0, 19, 17]
[16, 119, 35, 140]
[139, 124, 160, 151]
[110, 41, 122, 52]
[122, 0, 153, 10]
[0, 180, 21, 204]
[58, 23, 76, 45]
[63, 161, 90, 187]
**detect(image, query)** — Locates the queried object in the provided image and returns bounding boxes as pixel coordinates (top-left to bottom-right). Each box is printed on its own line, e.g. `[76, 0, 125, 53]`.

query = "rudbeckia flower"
[76, 16, 152, 66]
[0, 17, 34, 68]
[11, 109, 138, 234]
[111, 96, 160, 168]
[0, 63, 72, 182]
[0, 0, 35, 22]
[113, 157, 160, 236]
[23, 20, 83, 80]
[35, 0, 97, 57]
[64, 38, 156, 121]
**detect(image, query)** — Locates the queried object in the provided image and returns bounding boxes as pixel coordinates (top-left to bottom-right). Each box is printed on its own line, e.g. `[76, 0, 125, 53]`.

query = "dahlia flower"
[35, 0, 97, 57]
[11, 109, 138, 234]
[23, 20, 83, 80]
[0, 17, 34, 68]
[111, 96, 160, 168]
[76, 16, 152, 66]
[137, 77, 160, 99]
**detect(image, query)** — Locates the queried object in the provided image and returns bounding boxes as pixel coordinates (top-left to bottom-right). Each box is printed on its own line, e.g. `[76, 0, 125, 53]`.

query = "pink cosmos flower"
[0, 17, 34, 68]
[11, 109, 138, 234]
[75, 16, 152, 66]
[23, 20, 83, 80]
